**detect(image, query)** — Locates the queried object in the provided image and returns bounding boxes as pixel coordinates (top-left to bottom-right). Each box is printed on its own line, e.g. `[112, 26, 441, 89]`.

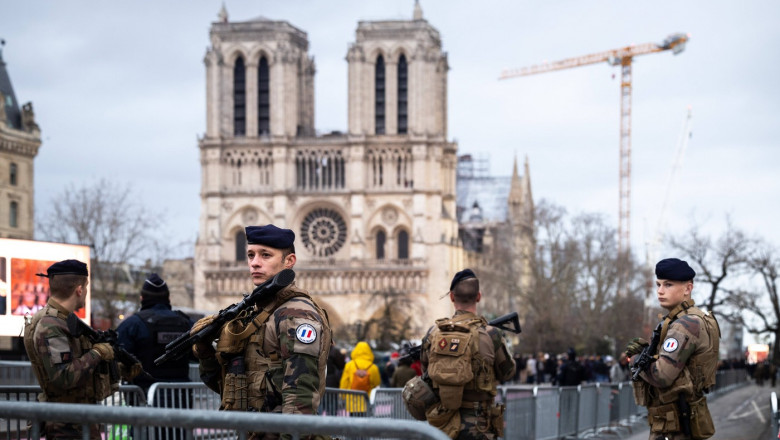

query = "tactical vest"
[426, 313, 496, 410]
[133, 309, 192, 388]
[656, 299, 721, 397]
[22, 300, 116, 403]
[215, 284, 331, 412]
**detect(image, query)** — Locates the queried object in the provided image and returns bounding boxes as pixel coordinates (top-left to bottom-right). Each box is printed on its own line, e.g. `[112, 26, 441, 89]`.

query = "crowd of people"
[509, 350, 632, 386]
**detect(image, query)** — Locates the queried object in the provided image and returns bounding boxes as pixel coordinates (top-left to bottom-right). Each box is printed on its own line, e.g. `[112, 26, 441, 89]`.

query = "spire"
[508, 154, 523, 207]
[413, 0, 423, 20]
[218, 3, 228, 23]
[523, 155, 531, 184]
[523, 154, 533, 204]
[0, 39, 22, 129]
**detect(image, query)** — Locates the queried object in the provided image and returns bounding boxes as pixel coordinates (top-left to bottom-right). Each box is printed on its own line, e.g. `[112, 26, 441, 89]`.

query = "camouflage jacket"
[22, 298, 105, 403]
[200, 283, 331, 415]
[637, 302, 715, 393]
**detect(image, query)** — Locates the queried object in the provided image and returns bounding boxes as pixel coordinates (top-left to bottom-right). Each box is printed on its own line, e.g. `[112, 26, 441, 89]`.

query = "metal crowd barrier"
[320, 387, 372, 417]
[0, 384, 145, 440]
[370, 388, 413, 420]
[0, 400, 450, 440]
[0, 361, 37, 386]
[0, 360, 202, 386]
[771, 392, 779, 440]
[0, 366, 750, 440]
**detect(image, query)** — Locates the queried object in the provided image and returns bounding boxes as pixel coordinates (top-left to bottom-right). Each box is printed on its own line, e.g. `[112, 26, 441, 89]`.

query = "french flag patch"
[296, 323, 317, 344]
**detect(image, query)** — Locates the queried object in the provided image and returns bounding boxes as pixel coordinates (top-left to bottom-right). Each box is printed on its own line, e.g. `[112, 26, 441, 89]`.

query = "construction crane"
[499, 33, 690, 267]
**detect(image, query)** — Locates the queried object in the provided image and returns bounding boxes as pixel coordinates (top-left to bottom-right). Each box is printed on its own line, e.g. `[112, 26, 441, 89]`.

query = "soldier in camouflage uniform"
[193, 225, 332, 440]
[421, 269, 516, 440]
[627, 258, 720, 440]
[23, 259, 137, 440]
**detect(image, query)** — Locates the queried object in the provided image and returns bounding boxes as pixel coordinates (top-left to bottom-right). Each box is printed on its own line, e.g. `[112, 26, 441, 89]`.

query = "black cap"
[245, 225, 295, 249]
[36, 259, 88, 278]
[449, 268, 476, 291]
[655, 258, 696, 281]
[141, 273, 169, 297]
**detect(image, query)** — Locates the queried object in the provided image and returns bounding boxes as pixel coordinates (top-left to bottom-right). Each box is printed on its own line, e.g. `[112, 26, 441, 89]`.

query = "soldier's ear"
[284, 253, 297, 269]
[476, 291, 482, 303]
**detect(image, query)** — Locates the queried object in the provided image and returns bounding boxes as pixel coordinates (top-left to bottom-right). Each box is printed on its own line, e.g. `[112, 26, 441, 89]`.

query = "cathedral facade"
[194, 4, 532, 338]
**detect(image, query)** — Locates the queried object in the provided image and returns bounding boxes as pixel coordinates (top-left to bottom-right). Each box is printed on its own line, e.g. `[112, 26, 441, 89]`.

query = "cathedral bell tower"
[195, 4, 461, 335]
[346, 4, 448, 137]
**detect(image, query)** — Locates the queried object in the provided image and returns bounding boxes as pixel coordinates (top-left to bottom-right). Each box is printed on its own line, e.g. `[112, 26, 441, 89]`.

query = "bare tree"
[522, 201, 579, 354]
[725, 242, 780, 361]
[667, 218, 751, 313]
[36, 179, 171, 328]
[357, 288, 417, 350]
[524, 200, 646, 356]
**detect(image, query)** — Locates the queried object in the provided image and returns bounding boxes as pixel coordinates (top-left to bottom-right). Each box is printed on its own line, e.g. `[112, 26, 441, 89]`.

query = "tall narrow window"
[376, 230, 386, 260]
[375, 55, 386, 135]
[233, 57, 246, 136]
[398, 230, 409, 259]
[10, 163, 18, 186]
[397, 55, 408, 134]
[235, 230, 246, 262]
[258, 56, 270, 135]
[9, 201, 18, 228]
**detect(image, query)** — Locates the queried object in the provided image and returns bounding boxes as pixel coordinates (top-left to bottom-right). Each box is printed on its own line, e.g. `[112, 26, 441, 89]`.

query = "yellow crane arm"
[499, 33, 688, 80]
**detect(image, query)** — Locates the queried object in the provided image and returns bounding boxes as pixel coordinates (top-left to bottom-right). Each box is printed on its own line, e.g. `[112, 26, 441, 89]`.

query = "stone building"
[0, 45, 41, 239]
[194, 4, 533, 339]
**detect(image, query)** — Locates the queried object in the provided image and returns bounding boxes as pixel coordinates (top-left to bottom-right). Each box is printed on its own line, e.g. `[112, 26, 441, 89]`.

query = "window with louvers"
[375, 55, 385, 135]
[398, 55, 408, 134]
[258, 56, 270, 135]
[234, 57, 246, 136]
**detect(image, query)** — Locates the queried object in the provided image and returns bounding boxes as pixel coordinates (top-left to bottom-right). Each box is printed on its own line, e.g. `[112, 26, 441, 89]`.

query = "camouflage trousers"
[454, 408, 496, 440]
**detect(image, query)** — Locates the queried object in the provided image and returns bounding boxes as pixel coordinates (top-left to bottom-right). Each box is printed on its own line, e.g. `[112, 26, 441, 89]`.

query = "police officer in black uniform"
[117, 273, 193, 439]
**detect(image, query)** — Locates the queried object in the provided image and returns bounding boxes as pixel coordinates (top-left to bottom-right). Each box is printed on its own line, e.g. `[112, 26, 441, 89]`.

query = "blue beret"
[245, 225, 295, 249]
[37, 259, 88, 278]
[655, 258, 696, 281]
[142, 273, 169, 296]
[450, 268, 477, 291]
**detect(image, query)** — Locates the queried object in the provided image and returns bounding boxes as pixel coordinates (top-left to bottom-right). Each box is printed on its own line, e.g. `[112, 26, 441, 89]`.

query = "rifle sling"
[659, 299, 694, 343]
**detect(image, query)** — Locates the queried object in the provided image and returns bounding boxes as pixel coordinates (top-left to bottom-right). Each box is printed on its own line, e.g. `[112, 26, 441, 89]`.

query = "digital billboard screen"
[0, 238, 90, 337]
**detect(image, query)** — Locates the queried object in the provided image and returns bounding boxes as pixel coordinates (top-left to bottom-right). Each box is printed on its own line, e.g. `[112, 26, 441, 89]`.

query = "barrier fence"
[0, 401, 450, 440]
[0, 366, 749, 440]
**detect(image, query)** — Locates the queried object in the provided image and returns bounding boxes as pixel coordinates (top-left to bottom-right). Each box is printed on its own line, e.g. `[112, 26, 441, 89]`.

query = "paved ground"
[595, 382, 778, 440]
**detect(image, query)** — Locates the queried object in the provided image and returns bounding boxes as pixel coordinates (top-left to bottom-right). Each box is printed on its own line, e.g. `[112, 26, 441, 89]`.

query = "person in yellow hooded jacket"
[339, 341, 381, 415]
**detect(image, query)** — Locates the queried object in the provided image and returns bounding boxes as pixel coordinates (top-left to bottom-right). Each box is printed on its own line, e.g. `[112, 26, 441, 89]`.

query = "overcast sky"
[3, 1, 779, 268]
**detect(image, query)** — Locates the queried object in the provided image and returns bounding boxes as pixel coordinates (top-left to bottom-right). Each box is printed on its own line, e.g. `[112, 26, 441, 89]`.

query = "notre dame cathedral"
[193, 3, 534, 341]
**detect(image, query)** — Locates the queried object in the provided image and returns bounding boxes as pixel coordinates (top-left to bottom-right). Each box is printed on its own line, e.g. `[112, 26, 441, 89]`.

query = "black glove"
[625, 337, 649, 357]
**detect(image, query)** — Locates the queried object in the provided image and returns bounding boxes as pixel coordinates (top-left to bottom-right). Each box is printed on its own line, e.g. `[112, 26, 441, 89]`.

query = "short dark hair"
[281, 245, 295, 258]
[452, 277, 479, 304]
[49, 275, 88, 299]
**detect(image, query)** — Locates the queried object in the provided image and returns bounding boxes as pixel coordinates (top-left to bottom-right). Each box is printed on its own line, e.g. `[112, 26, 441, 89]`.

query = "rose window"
[300, 208, 347, 257]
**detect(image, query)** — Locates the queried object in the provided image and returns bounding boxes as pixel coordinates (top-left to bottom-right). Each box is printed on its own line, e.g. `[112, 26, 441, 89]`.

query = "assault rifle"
[631, 320, 663, 381]
[400, 311, 522, 363]
[66, 313, 154, 382]
[154, 268, 296, 366]
[489, 312, 522, 335]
